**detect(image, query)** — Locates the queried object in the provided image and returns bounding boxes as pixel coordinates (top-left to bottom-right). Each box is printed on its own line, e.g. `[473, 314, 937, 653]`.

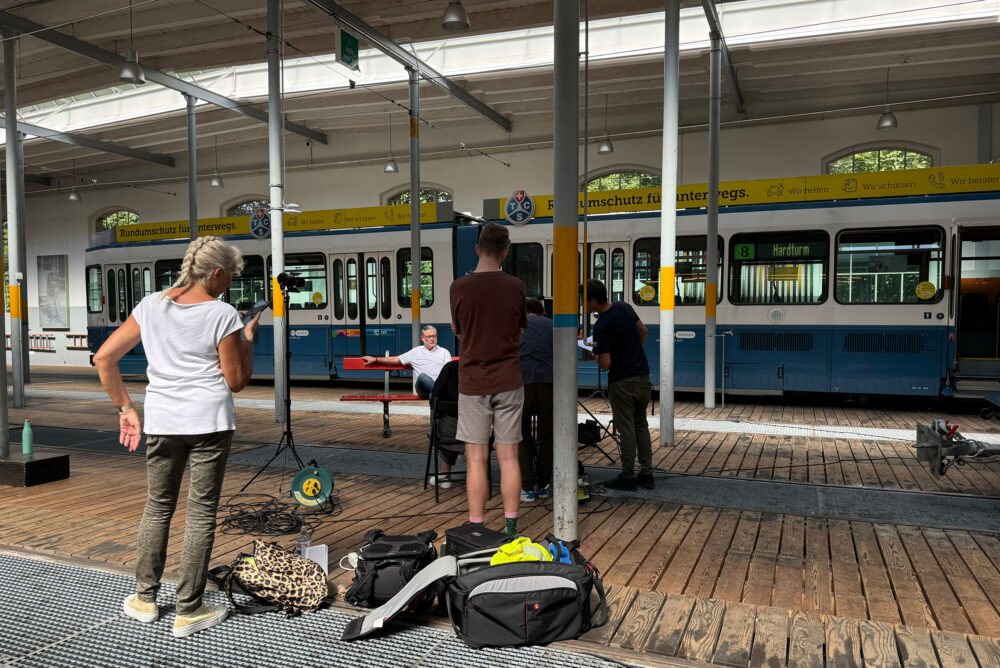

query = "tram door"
[955, 226, 1000, 378]
[330, 253, 362, 358]
[127, 263, 154, 354]
[105, 264, 131, 327]
[362, 252, 395, 358]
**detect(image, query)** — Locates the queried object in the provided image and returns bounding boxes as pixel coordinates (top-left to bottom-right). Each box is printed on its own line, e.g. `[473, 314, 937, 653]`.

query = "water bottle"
[295, 526, 311, 554]
[21, 419, 33, 456]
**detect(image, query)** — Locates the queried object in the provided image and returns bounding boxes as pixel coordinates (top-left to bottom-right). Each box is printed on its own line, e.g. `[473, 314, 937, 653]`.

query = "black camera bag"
[344, 529, 437, 608]
[444, 544, 607, 649]
[443, 524, 508, 557]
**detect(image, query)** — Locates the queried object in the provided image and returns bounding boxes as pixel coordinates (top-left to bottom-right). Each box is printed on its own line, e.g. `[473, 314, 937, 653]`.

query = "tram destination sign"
[112, 201, 450, 243]
[484, 163, 1000, 219]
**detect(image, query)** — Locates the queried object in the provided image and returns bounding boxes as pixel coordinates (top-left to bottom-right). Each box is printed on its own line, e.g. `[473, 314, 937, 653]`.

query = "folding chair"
[423, 398, 493, 503]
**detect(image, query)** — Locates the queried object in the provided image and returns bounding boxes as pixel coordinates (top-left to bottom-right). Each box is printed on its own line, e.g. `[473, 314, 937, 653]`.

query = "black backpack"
[344, 529, 438, 608]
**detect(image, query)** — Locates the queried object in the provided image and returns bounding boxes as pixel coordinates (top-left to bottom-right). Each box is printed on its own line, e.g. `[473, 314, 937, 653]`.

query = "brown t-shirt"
[450, 271, 528, 395]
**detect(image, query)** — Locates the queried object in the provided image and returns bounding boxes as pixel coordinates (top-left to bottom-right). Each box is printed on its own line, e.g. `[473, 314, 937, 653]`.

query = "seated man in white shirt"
[362, 325, 451, 398]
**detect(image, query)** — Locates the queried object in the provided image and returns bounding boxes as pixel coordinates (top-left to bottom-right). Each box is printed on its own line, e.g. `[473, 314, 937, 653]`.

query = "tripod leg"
[239, 434, 286, 492]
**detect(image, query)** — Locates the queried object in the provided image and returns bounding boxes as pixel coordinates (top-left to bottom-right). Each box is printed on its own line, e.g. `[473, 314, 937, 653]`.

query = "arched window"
[95, 208, 139, 235]
[585, 169, 660, 192]
[825, 146, 934, 174]
[386, 188, 452, 206]
[227, 198, 269, 217]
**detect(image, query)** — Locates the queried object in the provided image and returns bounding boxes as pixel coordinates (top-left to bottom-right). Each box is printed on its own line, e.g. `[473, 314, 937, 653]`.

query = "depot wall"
[11, 102, 998, 365]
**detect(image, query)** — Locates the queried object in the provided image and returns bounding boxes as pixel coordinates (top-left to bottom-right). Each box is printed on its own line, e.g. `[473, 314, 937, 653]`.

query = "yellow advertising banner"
[497, 163, 1000, 217]
[115, 203, 440, 243]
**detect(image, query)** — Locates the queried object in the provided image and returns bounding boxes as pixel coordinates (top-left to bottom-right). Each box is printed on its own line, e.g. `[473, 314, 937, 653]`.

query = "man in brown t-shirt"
[450, 222, 528, 537]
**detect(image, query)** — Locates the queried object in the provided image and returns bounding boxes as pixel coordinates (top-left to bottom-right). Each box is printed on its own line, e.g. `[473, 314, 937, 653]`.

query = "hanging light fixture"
[877, 67, 897, 130]
[120, 0, 146, 85]
[384, 113, 399, 173]
[68, 160, 82, 202]
[441, 0, 470, 32]
[209, 136, 224, 187]
[597, 94, 614, 154]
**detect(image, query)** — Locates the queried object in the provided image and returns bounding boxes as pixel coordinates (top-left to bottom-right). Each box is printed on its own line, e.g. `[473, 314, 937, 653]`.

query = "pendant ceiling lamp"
[209, 136, 224, 187]
[120, 0, 146, 85]
[441, 0, 470, 32]
[384, 113, 399, 173]
[877, 67, 897, 130]
[597, 94, 614, 154]
[68, 160, 82, 202]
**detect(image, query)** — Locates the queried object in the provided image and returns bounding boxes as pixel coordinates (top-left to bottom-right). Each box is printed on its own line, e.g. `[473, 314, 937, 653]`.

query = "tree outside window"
[586, 170, 660, 192]
[827, 148, 932, 174]
[227, 199, 270, 217]
[387, 188, 452, 206]
[97, 209, 139, 232]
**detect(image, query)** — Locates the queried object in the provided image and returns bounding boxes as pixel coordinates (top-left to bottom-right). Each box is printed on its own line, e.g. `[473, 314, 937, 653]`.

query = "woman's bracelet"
[118, 404, 136, 414]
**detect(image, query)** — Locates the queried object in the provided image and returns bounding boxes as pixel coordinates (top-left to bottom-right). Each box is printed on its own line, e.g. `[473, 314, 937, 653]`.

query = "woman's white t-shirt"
[132, 292, 244, 435]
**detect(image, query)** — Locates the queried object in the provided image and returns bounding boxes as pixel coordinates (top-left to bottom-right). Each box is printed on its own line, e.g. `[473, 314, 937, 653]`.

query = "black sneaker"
[637, 473, 655, 489]
[604, 475, 637, 491]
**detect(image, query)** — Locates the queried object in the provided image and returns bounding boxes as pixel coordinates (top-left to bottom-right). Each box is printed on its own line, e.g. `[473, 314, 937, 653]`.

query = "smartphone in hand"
[242, 300, 270, 325]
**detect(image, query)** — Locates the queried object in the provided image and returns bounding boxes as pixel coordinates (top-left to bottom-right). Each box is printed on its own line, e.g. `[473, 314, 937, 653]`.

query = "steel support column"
[4, 30, 25, 409]
[659, 1, 680, 445]
[408, 68, 421, 347]
[185, 94, 198, 241]
[15, 131, 27, 383]
[552, 0, 579, 542]
[704, 34, 721, 409]
[267, 0, 287, 423]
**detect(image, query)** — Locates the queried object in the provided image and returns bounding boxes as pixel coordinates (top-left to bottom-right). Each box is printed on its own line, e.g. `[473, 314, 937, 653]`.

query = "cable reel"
[290, 464, 335, 507]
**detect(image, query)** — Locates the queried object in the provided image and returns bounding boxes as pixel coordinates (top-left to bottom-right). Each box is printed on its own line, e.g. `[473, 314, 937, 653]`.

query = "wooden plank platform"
[4, 370, 1000, 666]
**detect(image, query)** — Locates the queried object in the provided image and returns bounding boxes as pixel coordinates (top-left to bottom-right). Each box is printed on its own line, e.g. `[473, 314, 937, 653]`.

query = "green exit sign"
[337, 29, 359, 70]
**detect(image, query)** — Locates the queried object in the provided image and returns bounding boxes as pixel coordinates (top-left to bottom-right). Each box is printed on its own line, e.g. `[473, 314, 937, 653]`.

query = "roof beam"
[701, 0, 746, 117]
[0, 11, 329, 145]
[0, 171, 50, 186]
[0, 116, 176, 167]
[303, 0, 512, 133]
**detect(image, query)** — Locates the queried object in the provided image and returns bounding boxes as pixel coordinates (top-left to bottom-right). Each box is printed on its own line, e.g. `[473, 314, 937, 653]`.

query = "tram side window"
[397, 247, 433, 308]
[106, 269, 117, 321]
[143, 268, 152, 298]
[267, 254, 327, 309]
[132, 268, 142, 308]
[154, 259, 182, 291]
[503, 243, 543, 298]
[380, 257, 392, 320]
[332, 259, 345, 319]
[675, 236, 724, 305]
[729, 230, 828, 305]
[366, 257, 378, 319]
[347, 259, 358, 319]
[87, 266, 102, 313]
[611, 248, 624, 302]
[224, 255, 265, 310]
[118, 268, 129, 319]
[835, 227, 943, 304]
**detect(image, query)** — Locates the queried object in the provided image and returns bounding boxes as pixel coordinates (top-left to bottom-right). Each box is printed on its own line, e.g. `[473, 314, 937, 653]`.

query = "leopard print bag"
[222, 539, 328, 616]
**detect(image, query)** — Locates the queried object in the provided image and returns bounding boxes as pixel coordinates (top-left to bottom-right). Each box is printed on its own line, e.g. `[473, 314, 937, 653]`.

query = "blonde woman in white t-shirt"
[94, 235, 262, 639]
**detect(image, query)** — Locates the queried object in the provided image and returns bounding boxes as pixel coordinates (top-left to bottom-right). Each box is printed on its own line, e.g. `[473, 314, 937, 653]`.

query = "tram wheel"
[981, 408, 996, 421]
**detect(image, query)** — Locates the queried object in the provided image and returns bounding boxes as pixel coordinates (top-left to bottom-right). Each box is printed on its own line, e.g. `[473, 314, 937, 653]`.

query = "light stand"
[241, 274, 304, 491]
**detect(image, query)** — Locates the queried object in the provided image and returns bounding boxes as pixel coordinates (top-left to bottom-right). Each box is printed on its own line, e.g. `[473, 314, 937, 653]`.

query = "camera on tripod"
[277, 272, 306, 293]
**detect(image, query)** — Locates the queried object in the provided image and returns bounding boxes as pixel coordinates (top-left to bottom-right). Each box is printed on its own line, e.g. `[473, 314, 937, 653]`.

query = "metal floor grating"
[0, 553, 629, 668]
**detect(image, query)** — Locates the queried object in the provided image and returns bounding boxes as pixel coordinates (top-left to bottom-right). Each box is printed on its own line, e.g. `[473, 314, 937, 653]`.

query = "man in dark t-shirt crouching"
[581, 278, 654, 491]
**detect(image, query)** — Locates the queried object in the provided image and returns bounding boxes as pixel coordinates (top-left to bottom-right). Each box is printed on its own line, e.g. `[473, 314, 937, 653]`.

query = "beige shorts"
[456, 387, 524, 445]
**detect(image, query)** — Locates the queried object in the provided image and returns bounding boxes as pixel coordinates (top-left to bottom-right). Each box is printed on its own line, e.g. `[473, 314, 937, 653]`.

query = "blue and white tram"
[86, 192, 1000, 398]
[495, 192, 1000, 398]
[85, 221, 471, 383]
